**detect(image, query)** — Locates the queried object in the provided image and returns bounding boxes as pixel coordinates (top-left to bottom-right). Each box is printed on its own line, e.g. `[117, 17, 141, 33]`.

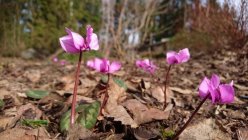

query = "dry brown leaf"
[0, 89, 22, 106]
[60, 74, 75, 91]
[23, 69, 41, 83]
[170, 86, 192, 95]
[80, 78, 97, 88]
[67, 124, 92, 140]
[149, 86, 173, 103]
[149, 86, 164, 103]
[234, 84, 248, 91]
[226, 110, 246, 120]
[0, 116, 15, 130]
[25, 127, 51, 139]
[134, 127, 157, 140]
[66, 95, 95, 104]
[0, 127, 51, 140]
[237, 127, 248, 140]
[8, 103, 42, 128]
[179, 118, 231, 140]
[103, 78, 138, 128]
[122, 99, 170, 125]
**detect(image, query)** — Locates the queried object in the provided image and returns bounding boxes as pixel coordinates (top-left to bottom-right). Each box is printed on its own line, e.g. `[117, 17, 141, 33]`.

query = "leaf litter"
[0, 49, 247, 139]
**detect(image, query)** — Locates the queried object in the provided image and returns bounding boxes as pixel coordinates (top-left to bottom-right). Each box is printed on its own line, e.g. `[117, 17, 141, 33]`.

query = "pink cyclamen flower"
[60, 60, 67, 66]
[166, 48, 190, 64]
[199, 74, 235, 104]
[59, 25, 99, 53]
[53, 57, 59, 62]
[87, 58, 121, 74]
[136, 59, 157, 74]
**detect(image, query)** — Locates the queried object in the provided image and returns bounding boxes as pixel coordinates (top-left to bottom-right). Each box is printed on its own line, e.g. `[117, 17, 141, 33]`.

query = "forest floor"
[0, 49, 247, 140]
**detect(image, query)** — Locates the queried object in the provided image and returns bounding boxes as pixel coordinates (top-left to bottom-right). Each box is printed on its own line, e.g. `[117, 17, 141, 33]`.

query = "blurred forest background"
[0, 0, 248, 59]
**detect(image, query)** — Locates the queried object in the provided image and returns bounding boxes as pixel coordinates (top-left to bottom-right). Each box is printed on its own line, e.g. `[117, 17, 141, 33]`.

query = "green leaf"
[60, 101, 100, 132]
[26, 90, 49, 99]
[0, 99, 4, 108]
[101, 76, 127, 90]
[21, 119, 49, 128]
[160, 129, 175, 139]
[77, 101, 100, 129]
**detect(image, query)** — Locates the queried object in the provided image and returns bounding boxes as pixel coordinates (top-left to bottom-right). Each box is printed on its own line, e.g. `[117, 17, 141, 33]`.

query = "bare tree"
[100, 0, 172, 58]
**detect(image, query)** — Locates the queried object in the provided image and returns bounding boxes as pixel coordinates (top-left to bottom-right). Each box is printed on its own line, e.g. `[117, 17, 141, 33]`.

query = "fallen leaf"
[149, 86, 173, 103]
[67, 124, 92, 140]
[122, 99, 170, 125]
[134, 127, 157, 140]
[0, 116, 15, 130]
[226, 110, 246, 119]
[170, 86, 192, 95]
[66, 95, 95, 104]
[25, 127, 51, 139]
[149, 86, 165, 103]
[237, 127, 248, 140]
[0, 89, 22, 106]
[103, 78, 138, 128]
[179, 118, 231, 140]
[8, 103, 42, 128]
[234, 84, 248, 90]
[0, 127, 51, 140]
[23, 69, 41, 83]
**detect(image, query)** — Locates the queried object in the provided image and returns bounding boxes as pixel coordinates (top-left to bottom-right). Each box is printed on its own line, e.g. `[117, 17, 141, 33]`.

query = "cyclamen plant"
[87, 58, 121, 115]
[59, 25, 99, 126]
[164, 48, 190, 108]
[172, 74, 235, 140]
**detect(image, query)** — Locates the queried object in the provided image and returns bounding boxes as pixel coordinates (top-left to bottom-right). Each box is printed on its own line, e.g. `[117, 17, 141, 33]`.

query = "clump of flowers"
[86, 58, 121, 114]
[58, 25, 236, 139]
[59, 25, 99, 126]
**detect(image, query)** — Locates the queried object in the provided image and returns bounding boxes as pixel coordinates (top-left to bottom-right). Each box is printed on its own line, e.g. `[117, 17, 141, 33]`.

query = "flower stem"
[70, 51, 83, 127]
[163, 65, 172, 109]
[100, 73, 110, 116]
[172, 94, 210, 140]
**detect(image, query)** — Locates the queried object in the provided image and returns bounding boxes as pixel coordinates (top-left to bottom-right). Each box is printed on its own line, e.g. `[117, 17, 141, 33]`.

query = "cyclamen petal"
[86, 59, 94, 69]
[219, 84, 235, 103]
[109, 61, 121, 73]
[210, 74, 220, 89]
[177, 48, 190, 63]
[59, 35, 80, 53]
[166, 51, 178, 64]
[199, 77, 210, 99]
[66, 28, 85, 50]
[86, 25, 99, 50]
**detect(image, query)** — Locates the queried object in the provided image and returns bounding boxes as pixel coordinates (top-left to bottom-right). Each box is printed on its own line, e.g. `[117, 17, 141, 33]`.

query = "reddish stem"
[172, 94, 210, 140]
[163, 65, 172, 109]
[100, 72, 110, 115]
[70, 51, 83, 127]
